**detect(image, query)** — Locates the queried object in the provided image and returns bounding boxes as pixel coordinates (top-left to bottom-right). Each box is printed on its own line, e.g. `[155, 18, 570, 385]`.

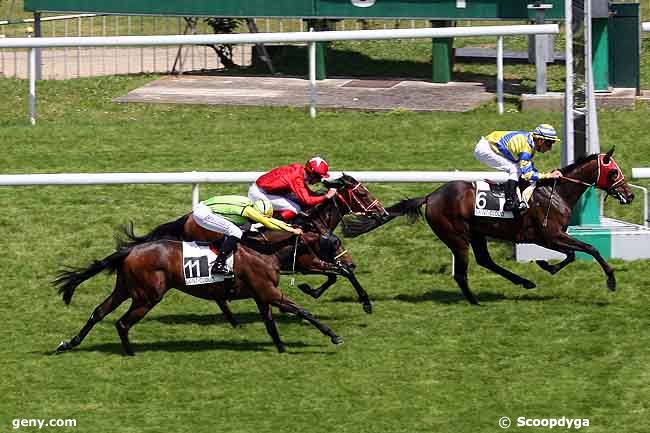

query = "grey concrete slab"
[114, 75, 494, 112]
[521, 88, 637, 112]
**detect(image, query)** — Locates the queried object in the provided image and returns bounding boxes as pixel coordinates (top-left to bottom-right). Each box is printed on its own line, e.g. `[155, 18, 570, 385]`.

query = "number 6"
[476, 191, 487, 209]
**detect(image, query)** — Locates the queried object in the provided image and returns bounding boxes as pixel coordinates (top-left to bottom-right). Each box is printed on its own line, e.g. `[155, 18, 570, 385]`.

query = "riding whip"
[290, 235, 298, 286]
[543, 178, 557, 228]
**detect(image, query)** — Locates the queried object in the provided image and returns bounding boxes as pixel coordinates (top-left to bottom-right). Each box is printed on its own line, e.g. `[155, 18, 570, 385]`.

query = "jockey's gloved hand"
[325, 188, 337, 199]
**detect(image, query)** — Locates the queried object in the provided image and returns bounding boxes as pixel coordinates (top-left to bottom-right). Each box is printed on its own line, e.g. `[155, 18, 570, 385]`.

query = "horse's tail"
[116, 214, 188, 249]
[343, 195, 429, 238]
[52, 247, 130, 305]
[386, 196, 429, 224]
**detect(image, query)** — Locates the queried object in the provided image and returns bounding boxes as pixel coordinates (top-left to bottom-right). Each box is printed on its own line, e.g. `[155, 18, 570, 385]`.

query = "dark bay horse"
[53, 232, 343, 355]
[120, 174, 387, 313]
[344, 149, 634, 305]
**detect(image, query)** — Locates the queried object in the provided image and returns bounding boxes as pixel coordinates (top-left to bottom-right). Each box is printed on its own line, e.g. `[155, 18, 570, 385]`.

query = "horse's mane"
[560, 153, 598, 175]
[241, 229, 298, 255]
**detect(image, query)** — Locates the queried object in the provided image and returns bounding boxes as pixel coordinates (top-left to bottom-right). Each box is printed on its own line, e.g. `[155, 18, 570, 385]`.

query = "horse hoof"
[56, 341, 70, 353]
[607, 276, 616, 292]
[331, 336, 344, 345]
[276, 345, 286, 354]
[522, 280, 537, 290]
[362, 303, 373, 314]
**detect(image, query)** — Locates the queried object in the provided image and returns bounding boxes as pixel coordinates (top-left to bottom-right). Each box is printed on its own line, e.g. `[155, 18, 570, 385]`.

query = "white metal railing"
[631, 168, 650, 226]
[0, 23, 560, 124]
[0, 13, 101, 25]
[0, 171, 509, 205]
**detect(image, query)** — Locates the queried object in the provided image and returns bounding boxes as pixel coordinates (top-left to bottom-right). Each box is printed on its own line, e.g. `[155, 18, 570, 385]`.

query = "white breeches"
[474, 137, 520, 181]
[248, 183, 302, 213]
[192, 202, 243, 238]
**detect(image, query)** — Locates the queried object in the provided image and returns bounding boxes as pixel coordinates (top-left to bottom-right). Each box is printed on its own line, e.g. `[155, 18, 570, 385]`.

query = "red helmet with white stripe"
[305, 157, 330, 179]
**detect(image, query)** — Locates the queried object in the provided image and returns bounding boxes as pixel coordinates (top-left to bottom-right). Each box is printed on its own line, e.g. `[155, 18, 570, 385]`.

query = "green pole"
[315, 41, 327, 81]
[592, 18, 609, 91]
[431, 21, 452, 83]
[570, 187, 601, 225]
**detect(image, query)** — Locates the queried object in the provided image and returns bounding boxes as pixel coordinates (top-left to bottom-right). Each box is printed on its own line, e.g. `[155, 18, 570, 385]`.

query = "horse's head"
[300, 230, 354, 269]
[596, 147, 634, 204]
[323, 173, 388, 218]
[562, 147, 634, 205]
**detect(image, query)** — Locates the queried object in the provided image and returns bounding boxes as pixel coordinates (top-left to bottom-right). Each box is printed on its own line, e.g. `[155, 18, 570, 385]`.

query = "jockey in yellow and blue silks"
[474, 124, 563, 213]
[192, 195, 302, 275]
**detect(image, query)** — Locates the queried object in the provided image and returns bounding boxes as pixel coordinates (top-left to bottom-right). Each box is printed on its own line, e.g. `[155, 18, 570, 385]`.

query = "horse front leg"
[297, 259, 373, 314]
[542, 233, 616, 291]
[337, 264, 373, 314]
[298, 274, 337, 299]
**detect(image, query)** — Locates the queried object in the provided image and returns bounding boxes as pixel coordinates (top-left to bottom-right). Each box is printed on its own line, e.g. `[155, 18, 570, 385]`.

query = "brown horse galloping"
[53, 233, 342, 355]
[344, 148, 634, 305]
[120, 174, 387, 314]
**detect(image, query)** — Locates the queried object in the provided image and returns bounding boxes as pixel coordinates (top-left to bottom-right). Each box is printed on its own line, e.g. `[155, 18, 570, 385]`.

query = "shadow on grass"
[331, 290, 556, 305]
[189, 45, 539, 95]
[65, 338, 318, 355]
[151, 312, 340, 326]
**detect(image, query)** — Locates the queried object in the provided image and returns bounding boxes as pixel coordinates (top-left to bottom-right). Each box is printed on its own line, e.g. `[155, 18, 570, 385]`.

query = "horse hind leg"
[254, 298, 285, 353]
[56, 277, 129, 354]
[451, 247, 480, 306]
[115, 299, 159, 356]
[434, 232, 480, 305]
[470, 236, 536, 289]
[215, 299, 239, 328]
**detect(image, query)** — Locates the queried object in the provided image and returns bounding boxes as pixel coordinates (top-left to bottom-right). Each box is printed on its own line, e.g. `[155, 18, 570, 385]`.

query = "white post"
[563, 0, 574, 166]
[585, 0, 600, 155]
[192, 183, 200, 205]
[497, 35, 504, 114]
[28, 47, 36, 126]
[309, 28, 316, 119]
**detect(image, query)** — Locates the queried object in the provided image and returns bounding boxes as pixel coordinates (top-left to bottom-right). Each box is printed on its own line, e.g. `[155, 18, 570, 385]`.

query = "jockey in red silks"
[248, 157, 337, 220]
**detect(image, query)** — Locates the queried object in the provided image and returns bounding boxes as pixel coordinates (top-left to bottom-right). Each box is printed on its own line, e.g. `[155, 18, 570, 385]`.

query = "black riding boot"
[211, 235, 239, 276]
[504, 179, 521, 213]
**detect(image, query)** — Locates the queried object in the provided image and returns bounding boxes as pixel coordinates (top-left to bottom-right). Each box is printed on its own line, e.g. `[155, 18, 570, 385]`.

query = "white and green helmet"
[253, 198, 273, 217]
[532, 124, 560, 142]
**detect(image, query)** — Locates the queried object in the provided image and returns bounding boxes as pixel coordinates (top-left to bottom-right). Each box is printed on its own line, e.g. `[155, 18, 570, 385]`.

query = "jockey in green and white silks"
[473, 123, 563, 213]
[192, 195, 301, 274]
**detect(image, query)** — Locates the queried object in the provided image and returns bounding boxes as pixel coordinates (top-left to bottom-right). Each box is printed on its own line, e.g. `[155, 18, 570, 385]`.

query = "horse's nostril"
[629, 193, 635, 201]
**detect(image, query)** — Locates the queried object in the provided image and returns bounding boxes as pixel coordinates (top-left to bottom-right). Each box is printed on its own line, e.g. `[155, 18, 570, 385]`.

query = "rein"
[559, 175, 592, 187]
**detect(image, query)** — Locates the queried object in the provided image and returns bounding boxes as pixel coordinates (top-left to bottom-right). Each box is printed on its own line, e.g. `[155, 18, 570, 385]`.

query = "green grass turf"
[1, 74, 650, 433]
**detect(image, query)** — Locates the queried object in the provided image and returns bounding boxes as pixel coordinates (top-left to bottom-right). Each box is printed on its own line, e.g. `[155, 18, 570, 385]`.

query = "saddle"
[474, 181, 535, 219]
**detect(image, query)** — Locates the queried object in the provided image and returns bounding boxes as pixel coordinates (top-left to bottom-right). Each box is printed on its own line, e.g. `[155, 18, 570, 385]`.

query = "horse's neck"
[242, 231, 295, 255]
[556, 162, 597, 207]
[306, 200, 342, 231]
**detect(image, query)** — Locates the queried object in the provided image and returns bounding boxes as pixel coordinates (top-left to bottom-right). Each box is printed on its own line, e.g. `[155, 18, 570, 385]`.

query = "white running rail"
[0, 171, 509, 205]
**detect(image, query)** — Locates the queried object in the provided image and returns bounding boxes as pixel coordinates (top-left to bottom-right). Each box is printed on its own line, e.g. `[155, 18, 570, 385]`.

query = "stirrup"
[211, 260, 231, 276]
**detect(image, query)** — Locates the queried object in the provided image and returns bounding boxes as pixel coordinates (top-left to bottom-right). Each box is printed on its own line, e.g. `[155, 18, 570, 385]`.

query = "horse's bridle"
[559, 154, 627, 202]
[335, 181, 386, 217]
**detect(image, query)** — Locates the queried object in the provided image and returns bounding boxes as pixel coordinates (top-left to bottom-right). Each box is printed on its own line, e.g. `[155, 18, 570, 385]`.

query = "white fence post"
[309, 29, 317, 119]
[497, 35, 504, 114]
[28, 47, 36, 125]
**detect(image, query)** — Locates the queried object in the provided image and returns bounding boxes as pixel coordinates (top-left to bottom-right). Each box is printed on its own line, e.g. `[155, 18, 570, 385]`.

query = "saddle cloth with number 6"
[182, 241, 235, 286]
[473, 181, 535, 219]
